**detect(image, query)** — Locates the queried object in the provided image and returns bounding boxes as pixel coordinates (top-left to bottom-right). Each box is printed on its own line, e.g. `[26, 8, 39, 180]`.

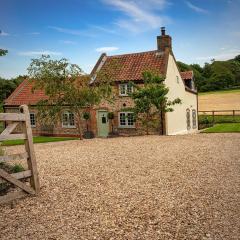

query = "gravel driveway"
[0, 134, 240, 239]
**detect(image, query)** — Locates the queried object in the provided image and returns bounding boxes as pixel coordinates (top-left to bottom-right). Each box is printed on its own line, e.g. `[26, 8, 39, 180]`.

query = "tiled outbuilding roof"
[180, 71, 193, 80]
[4, 79, 47, 106]
[92, 50, 169, 82]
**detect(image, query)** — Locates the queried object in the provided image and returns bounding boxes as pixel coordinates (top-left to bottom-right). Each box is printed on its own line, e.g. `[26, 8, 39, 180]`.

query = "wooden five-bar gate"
[0, 105, 40, 204]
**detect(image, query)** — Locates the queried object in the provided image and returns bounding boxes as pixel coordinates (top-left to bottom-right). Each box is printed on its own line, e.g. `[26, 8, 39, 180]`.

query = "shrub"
[0, 162, 25, 194]
[83, 112, 90, 120]
[0, 162, 25, 173]
[11, 164, 25, 173]
[108, 112, 114, 120]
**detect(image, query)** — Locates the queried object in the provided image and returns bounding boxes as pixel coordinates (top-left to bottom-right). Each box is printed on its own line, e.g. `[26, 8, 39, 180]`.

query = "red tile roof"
[4, 79, 47, 106]
[180, 71, 193, 80]
[93, 50, 169, 82]
[5, 51, 197, 106]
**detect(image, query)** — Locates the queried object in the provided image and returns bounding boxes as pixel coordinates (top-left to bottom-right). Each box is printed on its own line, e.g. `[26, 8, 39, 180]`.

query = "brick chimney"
[157, 27, 172, 51]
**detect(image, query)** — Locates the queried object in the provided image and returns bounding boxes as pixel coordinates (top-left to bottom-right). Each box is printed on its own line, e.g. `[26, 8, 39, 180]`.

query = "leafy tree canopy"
[0, 75, 25, 104]
[131, 71, 181, 135]
[177, 55, 240, 92]
[28, 55, 113, 139]
[0, 49, 8, 57]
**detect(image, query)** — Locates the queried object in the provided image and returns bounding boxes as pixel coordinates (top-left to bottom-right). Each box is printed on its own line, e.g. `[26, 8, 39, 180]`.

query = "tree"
[131, 71, 181, 135]
[177, 61, 191, 72]
[0, 75, 25, 103]
[0, 30, 8, 57]
[83, 112, 90, 132]
[234, 55, 240, 62]
[108, 112, 115, 134]
[28, 55, 112, 140]
[0, 49, 8, 57]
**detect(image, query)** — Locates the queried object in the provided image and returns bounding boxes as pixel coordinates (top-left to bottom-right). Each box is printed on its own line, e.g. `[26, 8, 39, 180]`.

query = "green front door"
[97, 110, 109, 137]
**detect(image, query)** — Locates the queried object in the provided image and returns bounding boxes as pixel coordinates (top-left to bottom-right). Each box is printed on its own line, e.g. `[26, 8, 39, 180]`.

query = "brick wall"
[93, 83, 160, 136]
[4, 106, 92, 137]
[4, 82, 161, 137]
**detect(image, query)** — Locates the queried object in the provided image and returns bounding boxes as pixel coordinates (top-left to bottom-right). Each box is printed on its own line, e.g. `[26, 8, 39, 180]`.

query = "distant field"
[198, 88, 240, 111]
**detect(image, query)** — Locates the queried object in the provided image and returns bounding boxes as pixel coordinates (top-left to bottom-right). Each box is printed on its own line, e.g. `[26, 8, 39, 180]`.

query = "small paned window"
[120, 84, 126, 95]
[127, 113, 134, 126]
[102, 116, 107, 124]
[186, 109, 191, 130]
[119, 83, 133, 96]
[62, 111, 75, 128]
[30, 113, 36, 127]
[120, 113, 126, 126]
[119, 112, 135, 128]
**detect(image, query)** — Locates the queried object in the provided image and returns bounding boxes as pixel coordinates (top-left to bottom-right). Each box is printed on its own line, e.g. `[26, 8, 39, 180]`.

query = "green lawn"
[202, 123, 240, 133]
[199, 88, 240, 95]
[1, 136, 78, 146]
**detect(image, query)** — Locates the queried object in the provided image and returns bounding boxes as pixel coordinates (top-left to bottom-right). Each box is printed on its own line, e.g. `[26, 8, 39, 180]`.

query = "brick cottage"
[4, 28, 198, 137]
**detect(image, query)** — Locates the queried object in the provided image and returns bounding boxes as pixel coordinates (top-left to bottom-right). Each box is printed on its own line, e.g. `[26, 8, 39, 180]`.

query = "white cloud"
[196, 50, 240, 61]
[48, 26, 95, 37]
[0, 31, 10, 36]
[185, 1, 209, 14]
[102, 0, 169, 32]
[18, 51, 62, 56]
[60, 40, 77, 45]
[96, 46, 119, 52]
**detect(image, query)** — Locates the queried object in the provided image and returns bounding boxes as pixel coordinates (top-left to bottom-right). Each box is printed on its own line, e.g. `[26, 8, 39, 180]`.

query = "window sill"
[118, 126, 136, 129]
[119, 94, 130, 97]
[62, 126, 76, 129]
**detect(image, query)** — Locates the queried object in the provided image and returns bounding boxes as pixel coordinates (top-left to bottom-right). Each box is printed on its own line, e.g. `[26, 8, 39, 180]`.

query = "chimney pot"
[157, 27, 172, 51]
[161, 27, 166, 36]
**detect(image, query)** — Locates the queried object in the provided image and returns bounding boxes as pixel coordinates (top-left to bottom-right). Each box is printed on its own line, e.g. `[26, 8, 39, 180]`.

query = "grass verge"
[1, 136, 78, 146]
[198, 115, 240, 124]
[202, 123, 240, 133]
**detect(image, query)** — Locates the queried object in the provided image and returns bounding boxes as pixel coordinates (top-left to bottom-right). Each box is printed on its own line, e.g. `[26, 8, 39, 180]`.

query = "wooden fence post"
[20, 105, 40, 194]
[212, 111, 215, 125]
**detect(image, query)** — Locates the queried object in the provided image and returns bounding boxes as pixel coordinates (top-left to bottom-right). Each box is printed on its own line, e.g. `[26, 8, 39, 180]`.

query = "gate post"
[20, 105, 40, 194]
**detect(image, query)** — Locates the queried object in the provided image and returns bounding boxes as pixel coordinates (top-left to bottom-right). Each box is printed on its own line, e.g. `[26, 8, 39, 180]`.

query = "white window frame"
[118, 112, 135, 128]
[30, 113, 36, 127]
[186, 109, 191, 130]
[192, 109, 197, 129]
[119, 83, 133, 96]
[62, 111, 76, 128]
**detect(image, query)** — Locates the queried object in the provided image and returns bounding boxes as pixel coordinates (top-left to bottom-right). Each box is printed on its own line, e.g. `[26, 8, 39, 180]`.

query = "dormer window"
[119, 83, 133, 96]
[185, 79, 193, 89]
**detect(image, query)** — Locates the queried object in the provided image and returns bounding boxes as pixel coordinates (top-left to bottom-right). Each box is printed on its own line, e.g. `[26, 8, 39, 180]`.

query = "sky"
[0, 0, 240, 78]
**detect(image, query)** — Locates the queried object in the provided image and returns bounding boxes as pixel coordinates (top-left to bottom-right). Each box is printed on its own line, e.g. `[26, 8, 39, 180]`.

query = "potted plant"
[108, 112, 118, 136]
[83, 112, 94, 139]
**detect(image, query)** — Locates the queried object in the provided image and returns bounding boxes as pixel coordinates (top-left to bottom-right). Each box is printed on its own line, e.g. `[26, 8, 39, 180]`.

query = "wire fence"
[198, 110, 240, 129]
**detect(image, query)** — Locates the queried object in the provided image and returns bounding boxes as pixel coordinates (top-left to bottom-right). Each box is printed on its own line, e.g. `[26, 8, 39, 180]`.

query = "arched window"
[192, 109, 197, 129]
[186, 109, 191, 130]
